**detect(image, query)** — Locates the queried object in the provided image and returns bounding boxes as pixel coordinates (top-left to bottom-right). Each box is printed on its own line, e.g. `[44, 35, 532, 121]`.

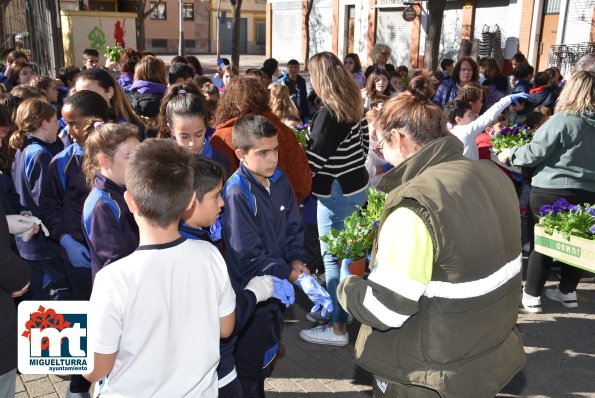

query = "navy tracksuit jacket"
[221, 163, 307, 389]
[11, 137, 63, 260]
[82, 173, 139, 280]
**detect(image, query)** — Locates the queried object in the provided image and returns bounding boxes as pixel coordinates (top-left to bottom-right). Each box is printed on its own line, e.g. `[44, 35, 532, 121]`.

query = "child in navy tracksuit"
[10, 99, 69, 299]
[222, 115, 332, 397]
[38, 90, 111, 397]
[81, 123, 140, 280]
[166, 90, 230, 242]
[179, 155, 295, 398]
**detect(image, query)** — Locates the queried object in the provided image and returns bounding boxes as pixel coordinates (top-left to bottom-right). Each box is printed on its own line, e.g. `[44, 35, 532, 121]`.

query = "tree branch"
[141, 0, 163, 20]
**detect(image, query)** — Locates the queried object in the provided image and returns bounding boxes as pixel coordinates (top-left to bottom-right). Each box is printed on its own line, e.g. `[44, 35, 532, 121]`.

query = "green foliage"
[320, 188, 386, 260]
[104, 44, 124, 62]
[539, 199, 595, 240]
[290, 124, 308, 146]
[491, 123, 534, 154]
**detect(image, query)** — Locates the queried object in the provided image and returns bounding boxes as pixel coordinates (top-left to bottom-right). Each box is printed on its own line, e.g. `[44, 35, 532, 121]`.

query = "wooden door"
[537, 13, 559, 72]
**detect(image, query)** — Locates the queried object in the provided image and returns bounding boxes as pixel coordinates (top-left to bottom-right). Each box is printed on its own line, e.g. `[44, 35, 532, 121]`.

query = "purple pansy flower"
[585, 207, 595, 216]
[540, 204, 555, 216]
[590, 225, 595, 234]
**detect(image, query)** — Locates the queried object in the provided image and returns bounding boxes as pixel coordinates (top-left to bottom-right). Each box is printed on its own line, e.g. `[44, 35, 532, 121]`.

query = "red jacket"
[211, 112, 312, 201]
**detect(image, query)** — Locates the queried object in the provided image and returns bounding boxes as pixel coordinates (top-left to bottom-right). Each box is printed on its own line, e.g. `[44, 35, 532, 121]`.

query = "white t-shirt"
[89, 237, 236, 398]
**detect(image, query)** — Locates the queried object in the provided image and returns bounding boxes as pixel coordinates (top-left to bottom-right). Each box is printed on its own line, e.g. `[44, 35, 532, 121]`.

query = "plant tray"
[534, 225, 595, 273]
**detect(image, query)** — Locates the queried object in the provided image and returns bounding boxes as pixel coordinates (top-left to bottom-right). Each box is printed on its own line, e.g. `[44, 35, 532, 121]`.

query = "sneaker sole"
[299, 331, 349, 347]
[519, 305, 542, 314]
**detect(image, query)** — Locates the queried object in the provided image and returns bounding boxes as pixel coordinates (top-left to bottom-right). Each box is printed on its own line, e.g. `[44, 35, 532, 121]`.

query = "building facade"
[267, 0, 595, 74]
[60, 0, 267, 55]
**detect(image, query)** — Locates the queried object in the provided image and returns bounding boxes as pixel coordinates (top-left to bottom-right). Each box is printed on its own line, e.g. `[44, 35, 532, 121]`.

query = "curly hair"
[217, 76, 270, 124]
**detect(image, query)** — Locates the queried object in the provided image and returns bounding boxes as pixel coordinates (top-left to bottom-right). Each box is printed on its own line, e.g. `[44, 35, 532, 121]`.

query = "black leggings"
[524, 187, 595, 296]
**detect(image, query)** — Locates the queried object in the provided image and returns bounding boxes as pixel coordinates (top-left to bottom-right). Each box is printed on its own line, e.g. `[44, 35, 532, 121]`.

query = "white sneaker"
[545, 287, 578, 308]
[299, 325, 349, 346]
[520, 291, 542, 313]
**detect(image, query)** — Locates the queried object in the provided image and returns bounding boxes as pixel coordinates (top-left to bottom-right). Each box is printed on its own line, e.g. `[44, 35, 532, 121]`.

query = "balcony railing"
[547, 42, 595, 76]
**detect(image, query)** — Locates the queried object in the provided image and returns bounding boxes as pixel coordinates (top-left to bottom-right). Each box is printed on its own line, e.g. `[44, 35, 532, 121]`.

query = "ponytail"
[9, 98, 55, 150]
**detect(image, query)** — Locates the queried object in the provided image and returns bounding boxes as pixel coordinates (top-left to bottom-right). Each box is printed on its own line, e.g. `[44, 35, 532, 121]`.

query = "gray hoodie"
[510, 111, 595, 192]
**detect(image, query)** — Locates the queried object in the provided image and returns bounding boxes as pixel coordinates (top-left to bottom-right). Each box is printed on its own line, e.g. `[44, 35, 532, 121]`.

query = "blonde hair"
[83, 123, 139, 187]
[372, 44, 392, 63]
[10, 98, 56, 150]
[308, 52, 363, 123]
[555, 71, 594, 115]
[270, 83, 300, 122]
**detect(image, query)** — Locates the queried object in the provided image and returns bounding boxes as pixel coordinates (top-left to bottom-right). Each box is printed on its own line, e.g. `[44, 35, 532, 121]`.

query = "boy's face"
[185, 182, 224, 228]
[470, 98, 483, 114]
[455, 109, 478, 126]
[487, 121, 508, 136]
[287, 64, 300, 79]
[171, 116, 207, 155]
[83, 56, 99, 69]
[390, 76, 402, 91]
[235, 135, 279, 186]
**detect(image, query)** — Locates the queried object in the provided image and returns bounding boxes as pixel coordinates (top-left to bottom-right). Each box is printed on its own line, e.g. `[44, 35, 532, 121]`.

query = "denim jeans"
[317, 180, 367, 324]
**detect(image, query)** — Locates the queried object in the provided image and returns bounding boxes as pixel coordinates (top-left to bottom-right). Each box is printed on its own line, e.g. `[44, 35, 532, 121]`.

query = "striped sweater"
[306, 106, 369, 197]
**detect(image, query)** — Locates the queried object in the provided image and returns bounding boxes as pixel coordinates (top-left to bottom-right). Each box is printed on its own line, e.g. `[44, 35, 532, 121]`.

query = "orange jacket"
[210, 112, 312, 201]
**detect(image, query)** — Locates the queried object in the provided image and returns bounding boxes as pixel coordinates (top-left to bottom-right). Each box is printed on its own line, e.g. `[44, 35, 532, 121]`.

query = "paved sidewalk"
[16, 276, 595, 397]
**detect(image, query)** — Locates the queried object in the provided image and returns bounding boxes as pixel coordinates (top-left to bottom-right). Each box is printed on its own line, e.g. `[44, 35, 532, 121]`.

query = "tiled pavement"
[17, 279, 595, 397]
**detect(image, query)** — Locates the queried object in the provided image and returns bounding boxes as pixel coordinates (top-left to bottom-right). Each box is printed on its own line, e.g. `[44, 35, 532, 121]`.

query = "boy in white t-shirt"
[445, 91, 529, 160]
[84, 139, 236, 397]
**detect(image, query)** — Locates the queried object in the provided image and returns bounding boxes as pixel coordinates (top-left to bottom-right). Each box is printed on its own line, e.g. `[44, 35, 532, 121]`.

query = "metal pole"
[216, 0, 221, 60]
[178, 0, 184, 56]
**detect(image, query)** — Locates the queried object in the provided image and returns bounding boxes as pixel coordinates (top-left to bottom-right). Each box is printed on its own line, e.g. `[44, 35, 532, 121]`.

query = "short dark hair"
[232, 114, 278, 152]
[259, 67, 272, 80]
[533, 71, 550, 87]
[125, 139, 194, 228]
[287, 59, 299, 67]
[170, 55, 187, 65]
[440, 58, 454, 71]
[64, 88, 111, 120]
[524, 111, 546, 130]
[263, 58, 279, 73]
[489, 112, 509, 127]
[388, 71, 402, 79]
[58, 66, 81, 86]
[512, 63, 534, 80]
[512, 52, 528, 64]
[191, 155, 226, 201]
[168, 63, 193, 85]
[83, 48, 99, 58]
[445, 100, 471, 125]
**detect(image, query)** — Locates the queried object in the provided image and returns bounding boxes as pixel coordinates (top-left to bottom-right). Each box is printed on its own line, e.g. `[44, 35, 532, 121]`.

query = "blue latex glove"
[272, 276, 295, 307]
[508, 92, 530, 106]
[60, 234, 91, 268]
[294, 273, 333, 316]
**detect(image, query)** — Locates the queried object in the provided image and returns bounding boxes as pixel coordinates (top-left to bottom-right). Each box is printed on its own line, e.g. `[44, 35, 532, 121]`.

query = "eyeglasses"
[372, 138, 385, 160]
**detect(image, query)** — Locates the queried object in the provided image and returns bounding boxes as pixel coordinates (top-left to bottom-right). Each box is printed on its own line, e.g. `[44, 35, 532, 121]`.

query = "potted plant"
[320, 188, 385, 278]
[490, 123, 535, 175]
[534, 198, 595, 273]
